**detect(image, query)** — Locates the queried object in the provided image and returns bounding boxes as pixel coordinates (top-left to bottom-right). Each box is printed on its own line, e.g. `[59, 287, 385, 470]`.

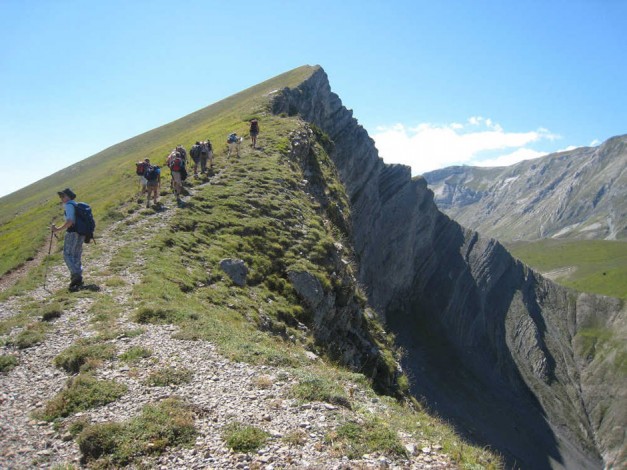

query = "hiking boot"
[69, 275, 83, 292]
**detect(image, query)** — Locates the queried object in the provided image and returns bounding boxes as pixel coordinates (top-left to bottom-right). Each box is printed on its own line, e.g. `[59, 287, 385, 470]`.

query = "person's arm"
[51, 203, 75, 233]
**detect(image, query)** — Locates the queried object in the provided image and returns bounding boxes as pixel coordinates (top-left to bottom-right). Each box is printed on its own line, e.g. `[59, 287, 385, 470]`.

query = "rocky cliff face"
[423, 137, 627, 242]
[272, 67, 626, 469]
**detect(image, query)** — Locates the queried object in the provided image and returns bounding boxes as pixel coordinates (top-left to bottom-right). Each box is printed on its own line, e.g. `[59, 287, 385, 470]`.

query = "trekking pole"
[43, 226, 55, 292]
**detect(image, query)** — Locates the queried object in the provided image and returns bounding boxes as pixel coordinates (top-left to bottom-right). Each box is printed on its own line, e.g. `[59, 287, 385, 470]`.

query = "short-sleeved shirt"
[64, 201, 77, 232]
[64, 201, 76, 224]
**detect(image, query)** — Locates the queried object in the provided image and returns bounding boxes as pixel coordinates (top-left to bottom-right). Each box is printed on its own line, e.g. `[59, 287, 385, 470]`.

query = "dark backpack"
[190, 144, 201, 159]
[250, 120, 259, 133]
[136, 162, 147, 175]
[228, 133, 238, 143]
[69, 201, 96, 243]
[144, 165, 159, 182]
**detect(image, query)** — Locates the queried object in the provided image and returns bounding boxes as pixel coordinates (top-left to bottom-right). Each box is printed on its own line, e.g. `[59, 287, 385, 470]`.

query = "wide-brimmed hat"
[57, 188, 76, 200]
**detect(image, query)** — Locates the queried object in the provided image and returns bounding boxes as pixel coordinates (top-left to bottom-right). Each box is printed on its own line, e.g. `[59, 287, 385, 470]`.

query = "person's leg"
[64, 232, 84, 289]
[173, 172, 182, 198]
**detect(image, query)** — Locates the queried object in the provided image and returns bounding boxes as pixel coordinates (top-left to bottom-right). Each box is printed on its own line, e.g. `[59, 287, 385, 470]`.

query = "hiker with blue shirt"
[51, 188, 85, 291]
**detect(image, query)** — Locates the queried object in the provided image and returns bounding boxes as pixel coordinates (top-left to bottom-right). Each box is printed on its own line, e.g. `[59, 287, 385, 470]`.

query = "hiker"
[200, 139, 213, 173]
[51, 188, 85, 291]
[190, 141, 202, 176]
[136, 159, 149, 194]
[176, 145, 187, 164]
[167, 149, 186, 199]
[249, 119, 259, 148]
[227, 133, 242, 157]
[144, 160, 161, 207]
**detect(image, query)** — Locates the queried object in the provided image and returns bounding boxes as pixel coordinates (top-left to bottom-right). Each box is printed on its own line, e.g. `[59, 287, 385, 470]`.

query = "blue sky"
[1, 0, 626, 197]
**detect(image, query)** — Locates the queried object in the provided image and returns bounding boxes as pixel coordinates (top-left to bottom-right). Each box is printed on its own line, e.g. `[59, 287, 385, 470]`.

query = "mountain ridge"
[423, 135, 627, 242]
[0, 65, 500, 469]
[1, 65, 625, 469]
[273, 67, 626, 469]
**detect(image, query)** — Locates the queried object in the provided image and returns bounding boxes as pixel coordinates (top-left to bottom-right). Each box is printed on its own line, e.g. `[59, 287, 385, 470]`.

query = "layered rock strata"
[272, 67, 626, 470]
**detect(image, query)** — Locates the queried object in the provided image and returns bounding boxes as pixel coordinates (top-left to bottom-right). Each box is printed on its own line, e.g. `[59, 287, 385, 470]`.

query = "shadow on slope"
[387, 216, 602, 470]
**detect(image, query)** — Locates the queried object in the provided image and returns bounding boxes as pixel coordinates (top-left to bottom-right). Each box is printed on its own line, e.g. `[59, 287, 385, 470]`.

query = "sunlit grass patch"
[145, 366, 193, 387]
[119, 345, 152, 363]
[0, 354, 18, 373]
[76, 398, 196, 467]
[325, 418, 407, 459]
[289, 370, 350, 408]
[36, 374, 127, 421]
[54, 339, 116, 374]
[7, 321, 49, 349]
[222, 421, 269, 453]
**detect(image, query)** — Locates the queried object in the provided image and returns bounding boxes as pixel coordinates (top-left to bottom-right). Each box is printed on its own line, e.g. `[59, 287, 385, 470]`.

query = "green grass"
[0, 66, 319, 277]
[289, 370, 351, 408]
[145, 366, 193, 387]
[76, 398, 196, 467]
[0, 354, 18, 373]
[54, 339, 117, 374]
[118, 345, 152, 363]
[325, 418, 407, 459]
[506, 239, 627, 299]
[36, 373, 127, 421]
[222, 422, 269, 453]
[7, 321, 49, 349]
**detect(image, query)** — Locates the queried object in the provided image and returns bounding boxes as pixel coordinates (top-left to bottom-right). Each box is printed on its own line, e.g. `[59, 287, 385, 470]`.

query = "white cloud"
[372, 117, 560, 175]
[475, 148, 546, 167]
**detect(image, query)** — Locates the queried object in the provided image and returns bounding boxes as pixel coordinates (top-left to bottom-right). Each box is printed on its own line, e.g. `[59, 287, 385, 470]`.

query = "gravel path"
[0, 182, 454, 469]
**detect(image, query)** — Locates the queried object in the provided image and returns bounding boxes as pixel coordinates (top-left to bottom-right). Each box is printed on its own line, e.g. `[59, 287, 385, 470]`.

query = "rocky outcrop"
[273, 67, 626, 469]
[423, 137, 627, 242]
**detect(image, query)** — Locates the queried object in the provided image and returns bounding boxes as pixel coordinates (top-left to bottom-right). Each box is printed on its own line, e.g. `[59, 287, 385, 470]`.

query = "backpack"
[228, 133, 238, 143]
[136, 162, 147, 175]
[200, 142, 209, 155]
[169, 156, 183, 172]
[190, 144, 201, 159]
[250, 120, 259, 133]
[68, 201, 96, 243]
[144, 165, 160, 182]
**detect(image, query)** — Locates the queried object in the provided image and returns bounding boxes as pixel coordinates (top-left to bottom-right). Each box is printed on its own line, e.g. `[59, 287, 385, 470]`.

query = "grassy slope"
[506, 239, 627, 300]
[0, 65, 317, 276]
[0, 65, 502, 468]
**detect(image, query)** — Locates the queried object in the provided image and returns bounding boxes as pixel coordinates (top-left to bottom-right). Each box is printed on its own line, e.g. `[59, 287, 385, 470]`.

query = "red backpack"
[136, 161, 147, 175]
[169, 156, 183, 172]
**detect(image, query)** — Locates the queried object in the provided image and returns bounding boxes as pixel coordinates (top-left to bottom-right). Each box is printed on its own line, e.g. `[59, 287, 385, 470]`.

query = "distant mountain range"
[423, 135, 627, 242]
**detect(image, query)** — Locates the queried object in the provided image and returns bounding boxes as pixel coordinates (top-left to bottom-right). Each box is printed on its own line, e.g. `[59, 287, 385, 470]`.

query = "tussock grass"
[54, 340, 116, 374]
[76, 398, 196, 467]
[37, 374, 127, 421]
[289, 370, 350, 408]
[8, 321, 49, 349]
[222, 422, 269, 453]
[0, 354, 18, 373]
[119, 345, 152, 363]
[325, 418, 407, 459]
[145, 366, 193, 387]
